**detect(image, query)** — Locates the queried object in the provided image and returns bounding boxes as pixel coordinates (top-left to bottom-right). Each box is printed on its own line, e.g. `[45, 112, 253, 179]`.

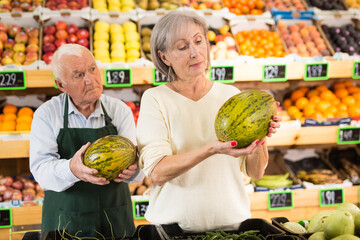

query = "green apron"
[41, 95, 135, 238]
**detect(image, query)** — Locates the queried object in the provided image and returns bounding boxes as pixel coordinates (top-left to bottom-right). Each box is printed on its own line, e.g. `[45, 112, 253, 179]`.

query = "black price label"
[104, 69, 132, 87]
[0, 70, 26, 90]
[132, 200, 149, 219]
[304, 63, 329, 81]
[268, 191, 293, 210]
[337, 127, 360, 145]
[319, 188, 344, 207]
[210, 66, 234, 83]
[352, 61, 360, 79]
[0, 209, 12, 228]
[153, 68, 169, 86]
[262, 64, 287, 82]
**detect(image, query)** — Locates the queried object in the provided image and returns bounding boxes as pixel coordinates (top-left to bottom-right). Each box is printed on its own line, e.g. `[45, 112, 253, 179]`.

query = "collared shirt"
[30, 93, 144, 192]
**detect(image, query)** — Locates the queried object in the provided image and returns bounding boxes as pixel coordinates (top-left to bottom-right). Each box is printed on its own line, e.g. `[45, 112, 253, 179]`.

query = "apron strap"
[101, 102, 113, 125]
[63, 94, 69, 129]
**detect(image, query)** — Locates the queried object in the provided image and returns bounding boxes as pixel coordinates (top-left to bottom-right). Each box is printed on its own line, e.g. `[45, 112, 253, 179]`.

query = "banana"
[253, 177, 293, 189]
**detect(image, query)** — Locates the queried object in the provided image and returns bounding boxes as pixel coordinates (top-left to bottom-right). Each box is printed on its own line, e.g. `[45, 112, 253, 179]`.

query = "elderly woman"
[136, 10, 281, 232]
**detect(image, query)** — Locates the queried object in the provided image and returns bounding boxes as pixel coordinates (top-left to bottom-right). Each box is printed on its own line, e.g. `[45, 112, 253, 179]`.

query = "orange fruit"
[303, 105, 316, 118]
[309, 95, 321, 104]
[335, 110, 349, 118]
[342, 96, 356, 106]
[298, 87, 309, 94]
[315, 84, 329, 92]
[332, 81, 346, 90]
[343, 80, 353, 87]
[323, 110, 335, 119]
[330, 97, 341, 106]
[16, 122, 31, 131]
[320, 90, 335, 101]
[337, 103, 348, 112]
[349, 105, 360, 117]
[0, 120, 16, 131]
[16, 115, 33, 124]
[295, 97, 309, 110]
[290, 89, 305, 102]
[287, 106, 300, 118]
[353, 92, 360, 101]
[17, 107, 34, 117]
[3, 104, 17, 114]
[306, 89, 319, 98]
[347, 86, 359, 94]
[283, 99, 292, 109]
[316, 100, 330, 112]
[3, 113, 17, 121]
[0, 113, 3, 122]
[334, 88, 348, 99]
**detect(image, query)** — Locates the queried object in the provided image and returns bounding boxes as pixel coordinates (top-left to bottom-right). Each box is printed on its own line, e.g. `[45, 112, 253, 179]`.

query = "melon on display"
[214, 90, 277, 148]
[84, 135, 136, 180]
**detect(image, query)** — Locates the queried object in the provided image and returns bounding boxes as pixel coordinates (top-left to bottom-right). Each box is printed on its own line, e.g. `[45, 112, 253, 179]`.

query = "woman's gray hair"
[51, 44, 94, 82]
[150, 10, 210, 82]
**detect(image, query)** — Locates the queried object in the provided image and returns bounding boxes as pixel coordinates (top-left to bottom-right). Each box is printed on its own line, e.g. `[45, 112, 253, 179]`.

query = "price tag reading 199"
[153, 68, 169, 86]
[304, 63, 329, 81]
[133, 200, 149, 220]
[210, 66, 234, 83]
[268, 191, 293, 210]
[104, 69, 132, 87]
[0, 70, 26, 90]
[319, 188, 344, 207]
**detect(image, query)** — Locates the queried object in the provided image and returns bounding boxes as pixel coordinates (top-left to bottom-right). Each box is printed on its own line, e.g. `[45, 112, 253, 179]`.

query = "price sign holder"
[0, 70, 26, 90]
[132, 200, 149, 220]
[352, 61, 360, 79]
[210, 66, 234, 83]
[153, 68, 169, 86]
[262, 64, 287, 82]
[0, 208, 12, 228]
[319, 188, 344, 207]
[104, 68, 132, 87]
[337, 127, 360, 145]
[268, 191, 293, 210]
[304, 62, 329, 81]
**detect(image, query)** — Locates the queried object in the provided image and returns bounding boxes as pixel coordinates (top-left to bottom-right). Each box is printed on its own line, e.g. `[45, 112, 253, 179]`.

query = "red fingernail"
[273, 116, 277, 120]
[262, 141, 265, 145]
[231, 141, 237, 146]
[255, 140, 260, 144]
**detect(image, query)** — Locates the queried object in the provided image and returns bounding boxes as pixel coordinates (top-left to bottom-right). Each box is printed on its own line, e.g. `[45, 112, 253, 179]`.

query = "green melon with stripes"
[83, 135, 136, 180]
[215, 90, 277, 148]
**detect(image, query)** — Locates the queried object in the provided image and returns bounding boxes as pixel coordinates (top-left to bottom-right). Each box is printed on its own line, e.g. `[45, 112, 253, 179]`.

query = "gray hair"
[51, 44, 94, 82]
[150, 10, 210, 82]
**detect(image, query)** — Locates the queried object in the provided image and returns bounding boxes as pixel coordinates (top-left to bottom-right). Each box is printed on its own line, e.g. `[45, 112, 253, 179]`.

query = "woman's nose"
[189, 44, 198, 58]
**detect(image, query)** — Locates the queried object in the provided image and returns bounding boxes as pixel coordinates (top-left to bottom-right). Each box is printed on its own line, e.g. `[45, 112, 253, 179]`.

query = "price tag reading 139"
[319, 188, 344, 207]
[210, 66, 234, 83]
[268, 191, 293, 210]
[133, 200, 149, 220]
[304, 63, 329, 81]
[104, 69, 132, 87]
[0, 70, 26, 90]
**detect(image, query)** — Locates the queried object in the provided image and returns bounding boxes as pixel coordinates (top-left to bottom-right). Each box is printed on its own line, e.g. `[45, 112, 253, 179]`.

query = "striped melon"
[83, 135, 136, 180]
[215, 90, 277, 148]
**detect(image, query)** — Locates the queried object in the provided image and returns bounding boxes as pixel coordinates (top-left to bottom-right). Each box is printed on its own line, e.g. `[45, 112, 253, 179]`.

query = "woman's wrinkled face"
[159, 23, 209, 80]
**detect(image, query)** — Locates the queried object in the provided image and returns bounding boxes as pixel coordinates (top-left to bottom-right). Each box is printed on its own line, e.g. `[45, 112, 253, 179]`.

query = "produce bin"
[271, 217, 311, 240]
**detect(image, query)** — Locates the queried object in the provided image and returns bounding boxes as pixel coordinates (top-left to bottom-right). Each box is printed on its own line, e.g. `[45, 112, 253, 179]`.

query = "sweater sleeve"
[136, 90, 173, 177]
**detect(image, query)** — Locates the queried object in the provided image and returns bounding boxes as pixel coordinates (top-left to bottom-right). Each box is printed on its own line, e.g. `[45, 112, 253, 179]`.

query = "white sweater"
[136, 82, 251, 232]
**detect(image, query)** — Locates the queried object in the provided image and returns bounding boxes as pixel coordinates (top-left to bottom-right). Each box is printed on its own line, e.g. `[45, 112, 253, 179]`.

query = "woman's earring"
[167, 66, 172, 81]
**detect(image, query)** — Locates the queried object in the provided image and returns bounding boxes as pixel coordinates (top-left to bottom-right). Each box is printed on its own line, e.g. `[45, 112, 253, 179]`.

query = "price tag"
[319, 188, 344, 207]
[268, 191, 293, 210]
[0, 70, 26, 90]
[262, 64, 287, 82]
[104, 69, 132, 87]
[337, 127, 360, 145]
[0, 208, 12, 228]
[352, 61, 360, 79]
[132, 200, 149, 220]
[210, 66, 234, 83]
[304, 63, 329, 81]
[153, 68, 169, 86]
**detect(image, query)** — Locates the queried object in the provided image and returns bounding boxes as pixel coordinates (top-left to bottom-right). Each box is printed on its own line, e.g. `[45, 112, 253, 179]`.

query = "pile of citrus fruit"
[0, 104, 34, 131]
[222, 0, 265, 15]
[283, 80, 360, 122]
[234, 29, 286, 58]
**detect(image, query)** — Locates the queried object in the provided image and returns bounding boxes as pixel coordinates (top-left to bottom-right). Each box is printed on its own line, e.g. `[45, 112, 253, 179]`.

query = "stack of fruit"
[304, 0, 346, 10]
[344, 0, 360, 8]
[93, 21, 140, 63]
[296, 169, 342, 184]
[140, 26, 152, 61]
[0, 0, 42, 12]
[278, 20, 331, 57]
[45, 0, 88, 10]
[92, 0, 135, 12]
[0, 104, 33, 131]
[128, 176, 152, 195]
[265, 0, 307, 10]
[283, 81, 360, 122]
[207, 25, 240, 60]
[252, 172, 293, 189]
[181, 0, 222, 10]
[234, 28, 286, 58]
[137, 0, 178, 10]
[0, 23, 39, 66]
[222, 0, 265, 15]
[42, 21, 90, 65]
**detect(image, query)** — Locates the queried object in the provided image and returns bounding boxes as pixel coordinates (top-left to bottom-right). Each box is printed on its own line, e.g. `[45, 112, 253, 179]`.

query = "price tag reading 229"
[0, 70, 26, 90]
[268, 191, 293, 210]
[104, 69, 132, 87]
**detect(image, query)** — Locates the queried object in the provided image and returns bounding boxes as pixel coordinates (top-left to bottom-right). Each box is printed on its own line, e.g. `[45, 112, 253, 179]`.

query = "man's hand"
[114, 162, 138, 183]
[70, 142, 109, 185]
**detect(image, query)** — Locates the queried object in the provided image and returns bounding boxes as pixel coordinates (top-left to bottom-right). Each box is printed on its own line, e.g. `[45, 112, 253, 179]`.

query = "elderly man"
[30, 44, 144, 238]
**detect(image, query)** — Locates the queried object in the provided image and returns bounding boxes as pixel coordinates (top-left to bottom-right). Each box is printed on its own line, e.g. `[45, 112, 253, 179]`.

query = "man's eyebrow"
[72, 70, 82, 77]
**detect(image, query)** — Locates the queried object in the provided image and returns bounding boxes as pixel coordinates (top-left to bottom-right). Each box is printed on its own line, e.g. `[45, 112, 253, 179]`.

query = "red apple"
[66, 23, 78, 34]
[13, 51, 25, 64]
[4, 39, 15, 50]
[42, 42, 56, 53]
[76, 29, 89, 39]
[215, 35, 223, 43]
[43, 25, 56, 35]
[41, 52, 53, 64]
[26, 51, 38, 62]
[58, 3, 68, 9]
[1, 56, 13, 65]
[0, 23, 8, 32]
[0, 31, 8, 42]
[25, 27, 39, 38]
[55, 30, 68, 40]
[15, 32, 28, 43]
[55, 21, 67, 31]
[26, 43, 39, 53]
[76, 38, 89, 48]
[54, 39, 66, 48]
[13, 43, 26, 52]
[66, 34, 78, 43]
[28, 37, 39, 45]
[8, 24, 21, 38]
[2, 49, 14, 58]
[43, 34, 55, 43]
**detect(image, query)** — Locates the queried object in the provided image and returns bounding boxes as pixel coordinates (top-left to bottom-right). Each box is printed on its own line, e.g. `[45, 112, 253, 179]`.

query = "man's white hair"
[51, 44, 94, 82]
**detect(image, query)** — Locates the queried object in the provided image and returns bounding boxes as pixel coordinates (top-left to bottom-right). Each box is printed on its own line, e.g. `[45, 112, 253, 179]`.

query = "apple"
[43, 25, 56, 35]
[76, 38, 89, 48]
[25, 51, 38, 62]
[55, 30, 68, 40]
[66, 34, 78, 43]
[43, 34, 55, 44]
[42, 42, 56, 53]
[55, 21, 67, 31]
[11, 1, 21, 7]
[0, 31, 8, 42]
[58, 3, 68, 9]
[26, 43, 39, 53]
[28, 37, 39, 45]
[13, 43, 26, 52]
[66, 24, 78, 35]
[15, 32, 28, 43]
[125, 101, 136, 111]
[12, 7, 23, 12]
[13, 51, 25, 64]
[76, 29, 89, 40]
[41, 52, 53, 64]
[25, 27, 39, 38]
[20, 2, 31, 10]
[1, 56, 13, 65]
[8, 24, 21, 38]
[2, 49, 14, 58]
[0, 23, 8, 32]
[4, 39, 15, 50]
[215, 34, 223, 43]
[54, 39, 66, 48]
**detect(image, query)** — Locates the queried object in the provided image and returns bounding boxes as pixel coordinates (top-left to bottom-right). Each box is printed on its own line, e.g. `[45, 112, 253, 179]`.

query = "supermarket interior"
[1, 0, 360, 239]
